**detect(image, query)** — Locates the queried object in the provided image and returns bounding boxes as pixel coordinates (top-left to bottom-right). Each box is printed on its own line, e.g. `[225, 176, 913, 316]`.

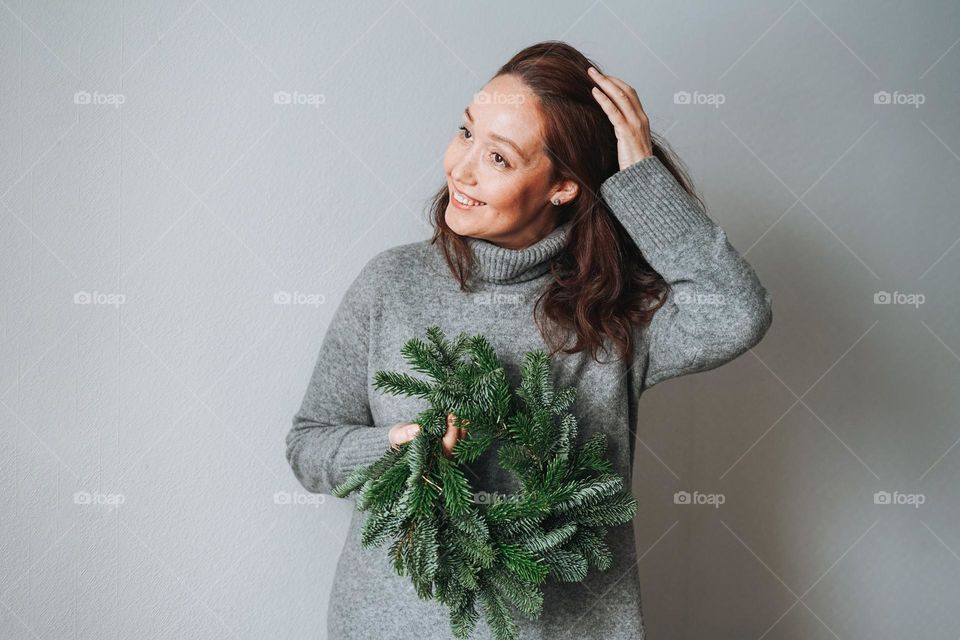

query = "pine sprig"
[331, 326, 636, 640]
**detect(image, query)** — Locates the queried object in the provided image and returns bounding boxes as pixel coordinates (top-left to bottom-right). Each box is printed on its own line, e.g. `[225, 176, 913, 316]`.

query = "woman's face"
[443, 74, 578, 250]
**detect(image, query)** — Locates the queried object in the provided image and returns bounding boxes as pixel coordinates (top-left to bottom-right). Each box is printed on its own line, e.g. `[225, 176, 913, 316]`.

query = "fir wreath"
[332, 326, 637, 640]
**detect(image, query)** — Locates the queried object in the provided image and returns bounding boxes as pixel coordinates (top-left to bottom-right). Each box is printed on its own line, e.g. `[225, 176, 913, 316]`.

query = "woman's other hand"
[388, 413, 469, 459]
[588, 65, 653, 170]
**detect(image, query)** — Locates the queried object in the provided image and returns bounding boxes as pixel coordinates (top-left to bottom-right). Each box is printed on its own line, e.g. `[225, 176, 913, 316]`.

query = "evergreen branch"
[489, 566, 544, 619]
[478, 585, 519, 640]
[373, 370, 433, 398]
[401, 337, 447, 380]
[552, 474, 623, 513]
[452, 431, 493, 464]
[497, 543, 550, 587]
[541, 548, 588, 582]
[520, 523, 578, 554]
[438, 455, 474, 517]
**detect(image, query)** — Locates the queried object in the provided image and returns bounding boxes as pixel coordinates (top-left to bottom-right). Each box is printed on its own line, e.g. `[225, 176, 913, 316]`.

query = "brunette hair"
[428, 41, 706, 364]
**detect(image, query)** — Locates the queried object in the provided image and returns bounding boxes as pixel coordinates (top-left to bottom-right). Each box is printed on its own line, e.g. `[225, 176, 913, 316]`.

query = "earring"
[552, 198, 561, 206]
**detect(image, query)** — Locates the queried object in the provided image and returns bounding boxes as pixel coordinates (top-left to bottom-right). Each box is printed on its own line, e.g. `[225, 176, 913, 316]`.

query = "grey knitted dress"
[285, 155, 773, 639]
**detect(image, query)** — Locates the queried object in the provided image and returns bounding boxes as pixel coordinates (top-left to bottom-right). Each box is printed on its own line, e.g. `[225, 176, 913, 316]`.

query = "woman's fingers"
[389, 421, 420, 448]
[390, 415, 467, 457]
[444, 413, 469, 457]
[442, 414, 460, 458]
[588, 67, 645, 127]
[604, 73, 645, 118]
[452, 414, 470, 441]
[588, 66, 654, 168]
[588, 67, 632, 117]
[590, 83, 629, 130]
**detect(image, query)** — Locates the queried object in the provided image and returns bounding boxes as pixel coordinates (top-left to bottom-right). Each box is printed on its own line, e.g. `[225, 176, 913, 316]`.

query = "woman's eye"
[457, 125, 507, 168]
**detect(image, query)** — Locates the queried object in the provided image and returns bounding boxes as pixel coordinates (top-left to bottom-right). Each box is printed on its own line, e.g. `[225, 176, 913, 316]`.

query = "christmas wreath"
[332, 326, 636, 640]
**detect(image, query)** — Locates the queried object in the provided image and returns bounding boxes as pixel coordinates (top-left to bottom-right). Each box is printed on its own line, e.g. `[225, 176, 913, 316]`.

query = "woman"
[285, 41, 772, 639]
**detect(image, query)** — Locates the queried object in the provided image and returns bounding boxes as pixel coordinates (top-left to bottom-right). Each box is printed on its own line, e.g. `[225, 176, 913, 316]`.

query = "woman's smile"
[450, 186, 487, 208]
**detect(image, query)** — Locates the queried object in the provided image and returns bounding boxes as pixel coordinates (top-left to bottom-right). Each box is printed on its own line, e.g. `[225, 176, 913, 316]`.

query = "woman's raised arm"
[600, 156, 773, 390]
[590, 66, 772, 391]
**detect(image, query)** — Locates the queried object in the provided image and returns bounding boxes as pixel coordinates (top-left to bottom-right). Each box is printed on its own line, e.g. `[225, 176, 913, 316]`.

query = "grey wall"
[2, 1, 958, 638]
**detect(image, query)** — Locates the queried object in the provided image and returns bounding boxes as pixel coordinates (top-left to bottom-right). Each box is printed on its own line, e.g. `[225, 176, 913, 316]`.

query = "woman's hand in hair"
[587, 66, 653, 171]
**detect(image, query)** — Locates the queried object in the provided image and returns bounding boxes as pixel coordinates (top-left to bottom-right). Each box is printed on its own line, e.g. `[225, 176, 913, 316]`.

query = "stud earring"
[551, 198, 561, 206]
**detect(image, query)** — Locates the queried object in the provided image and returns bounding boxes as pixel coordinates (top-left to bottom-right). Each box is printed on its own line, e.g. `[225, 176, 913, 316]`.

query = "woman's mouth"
[451, 188, 487, 209]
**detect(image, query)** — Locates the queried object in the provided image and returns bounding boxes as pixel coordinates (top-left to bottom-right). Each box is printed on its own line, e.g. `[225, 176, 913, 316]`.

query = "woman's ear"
[552, 179, 579, 205]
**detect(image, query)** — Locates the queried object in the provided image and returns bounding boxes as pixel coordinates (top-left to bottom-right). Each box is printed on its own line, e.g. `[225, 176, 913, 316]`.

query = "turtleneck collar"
[465, 219, 574, 285]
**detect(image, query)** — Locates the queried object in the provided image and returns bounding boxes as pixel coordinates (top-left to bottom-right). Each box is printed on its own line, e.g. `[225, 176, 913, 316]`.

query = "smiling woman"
[442, 75, 564, 250]
[431, 42, 713, 366]
[286, 39, 773, 640]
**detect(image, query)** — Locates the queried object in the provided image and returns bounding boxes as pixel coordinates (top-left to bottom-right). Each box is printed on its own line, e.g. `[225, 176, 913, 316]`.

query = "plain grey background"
[2, 1, 958, 638]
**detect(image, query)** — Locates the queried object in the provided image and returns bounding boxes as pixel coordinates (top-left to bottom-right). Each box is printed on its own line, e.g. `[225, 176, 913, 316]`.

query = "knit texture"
[286, 155, 773, 639]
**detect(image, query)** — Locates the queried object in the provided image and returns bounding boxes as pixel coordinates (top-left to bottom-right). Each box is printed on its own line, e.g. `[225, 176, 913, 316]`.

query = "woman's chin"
[445, 204, 485, 237]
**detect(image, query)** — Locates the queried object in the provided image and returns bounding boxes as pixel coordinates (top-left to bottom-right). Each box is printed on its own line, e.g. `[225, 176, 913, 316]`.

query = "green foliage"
[331, 326, 636, 640]
[497, 543, 550, 584]
[438, 455, 474, 517]
[541, 548, 588, 582]
[372, 370, 433, 399]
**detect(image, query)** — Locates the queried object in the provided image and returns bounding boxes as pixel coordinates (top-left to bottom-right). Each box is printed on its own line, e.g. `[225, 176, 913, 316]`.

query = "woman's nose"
[450, 151, 476, 185]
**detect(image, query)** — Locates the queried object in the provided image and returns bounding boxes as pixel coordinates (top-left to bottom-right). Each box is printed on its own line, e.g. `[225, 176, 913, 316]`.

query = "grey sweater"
[285, 155, 773, 639]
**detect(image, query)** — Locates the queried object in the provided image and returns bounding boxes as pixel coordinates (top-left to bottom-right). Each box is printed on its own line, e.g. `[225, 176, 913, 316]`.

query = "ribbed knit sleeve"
[599, 155, 773, 391]
[285, 258, 394, 495]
